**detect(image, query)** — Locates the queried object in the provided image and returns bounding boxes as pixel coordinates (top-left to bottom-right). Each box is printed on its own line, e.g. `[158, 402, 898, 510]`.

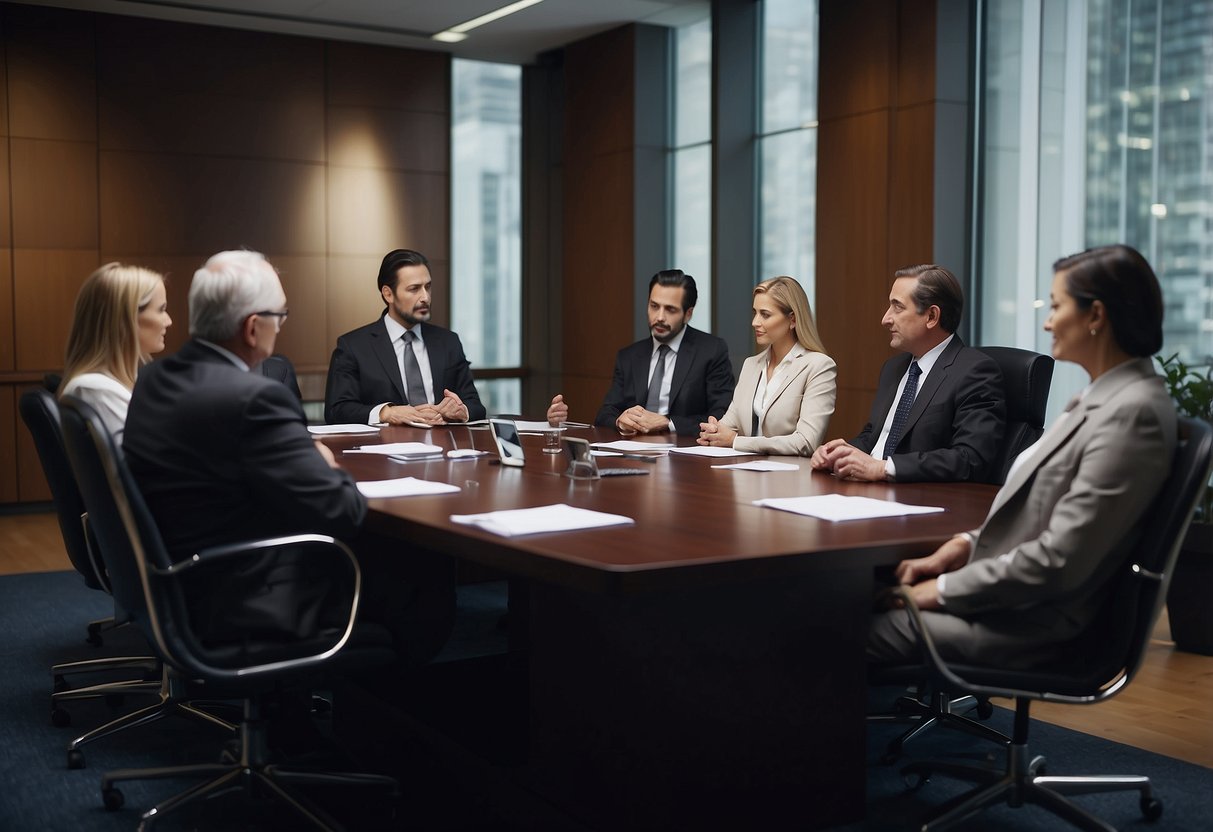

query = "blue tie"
[883, 361, 921, 459]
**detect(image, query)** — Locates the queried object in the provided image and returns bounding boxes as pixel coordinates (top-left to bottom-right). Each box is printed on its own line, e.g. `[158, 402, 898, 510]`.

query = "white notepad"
[753, 494, 945, 521]
[357, 477, 461, 499]
[450, 503, 634, 537]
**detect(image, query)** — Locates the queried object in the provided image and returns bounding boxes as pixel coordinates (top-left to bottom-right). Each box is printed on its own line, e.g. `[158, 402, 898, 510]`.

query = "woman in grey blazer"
[697, 276, 836, 456]
[869, 245, 1177, 669]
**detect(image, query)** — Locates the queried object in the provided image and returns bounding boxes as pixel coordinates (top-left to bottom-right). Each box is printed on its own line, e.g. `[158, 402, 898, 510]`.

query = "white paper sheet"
[753, 494, 945, 521]
[357, 477, 461, 498]
[307, 424, 380, 435]
[450, 503, 634, 537]
[514, 420, 565, 433]
[667, 445, 758, 458]
[590, 450, 623, 457]
[590, 440, 676, 453]
[712, 460, 800, 471]
[343, 442, 443, 456]
[447, 449, 491, 459]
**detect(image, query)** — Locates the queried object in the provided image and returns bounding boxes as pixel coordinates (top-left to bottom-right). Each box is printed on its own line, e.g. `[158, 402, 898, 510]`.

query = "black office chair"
[977, 346, 1055, 485]
[260, 353, 303, 400]
[892, 416, 1213, 831]
[59, 395, 399, 830]
[17, 387, 162, 731]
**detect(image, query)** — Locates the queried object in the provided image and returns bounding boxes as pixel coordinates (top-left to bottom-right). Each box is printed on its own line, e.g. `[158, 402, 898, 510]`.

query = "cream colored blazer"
[719, 348, 837, 456]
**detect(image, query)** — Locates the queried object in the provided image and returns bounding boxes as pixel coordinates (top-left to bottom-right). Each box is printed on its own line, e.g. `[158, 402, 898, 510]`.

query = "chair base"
[902, 733, 1161, 832]
[101, 700, 398, 832]
[869, 689, 1008, 764]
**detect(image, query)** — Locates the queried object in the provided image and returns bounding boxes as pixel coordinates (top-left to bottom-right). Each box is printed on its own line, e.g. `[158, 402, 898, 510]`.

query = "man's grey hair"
[188, 251, 283, 341]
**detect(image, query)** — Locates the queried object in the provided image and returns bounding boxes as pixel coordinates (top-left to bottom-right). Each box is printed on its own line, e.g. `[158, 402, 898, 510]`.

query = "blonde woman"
[698, 276, 836, 456]
[59, 263, 172, 444]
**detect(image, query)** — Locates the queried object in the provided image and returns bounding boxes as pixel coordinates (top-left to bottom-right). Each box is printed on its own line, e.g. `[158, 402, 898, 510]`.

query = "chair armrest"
[890, 585, 1132, 706]
[148, 534, 362, 682]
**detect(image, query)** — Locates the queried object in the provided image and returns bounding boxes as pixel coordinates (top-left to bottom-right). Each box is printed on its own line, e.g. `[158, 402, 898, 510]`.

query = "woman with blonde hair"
[59, 263, 172, 444]
[698, 275, 836, 455]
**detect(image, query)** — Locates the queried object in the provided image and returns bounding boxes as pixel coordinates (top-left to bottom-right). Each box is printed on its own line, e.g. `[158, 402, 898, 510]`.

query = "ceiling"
[19, 0, 711, 64]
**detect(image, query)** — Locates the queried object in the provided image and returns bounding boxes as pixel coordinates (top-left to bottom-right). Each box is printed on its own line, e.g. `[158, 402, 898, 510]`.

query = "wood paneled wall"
[558, 26, 638, 424]
[0, 3, 450, 503]
[816, 0, 941, 438]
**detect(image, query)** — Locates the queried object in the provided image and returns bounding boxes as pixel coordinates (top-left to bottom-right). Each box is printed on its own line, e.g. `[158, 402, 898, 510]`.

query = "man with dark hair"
[811, 264, 1006, 482]
[324, 249, 486, 426]
[547, 269, 735, 436]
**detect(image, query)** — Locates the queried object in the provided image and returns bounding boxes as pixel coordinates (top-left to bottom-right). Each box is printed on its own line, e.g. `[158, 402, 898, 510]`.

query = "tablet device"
[489, 418, 526, 467]
[563, 437, 649, 479]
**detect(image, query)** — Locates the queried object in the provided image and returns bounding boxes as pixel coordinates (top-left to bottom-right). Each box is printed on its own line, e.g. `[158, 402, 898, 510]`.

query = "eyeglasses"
[253, 309, 289, 331]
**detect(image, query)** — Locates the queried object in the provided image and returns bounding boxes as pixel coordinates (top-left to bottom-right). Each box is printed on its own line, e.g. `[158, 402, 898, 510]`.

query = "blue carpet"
[1, 570, 1210, 830]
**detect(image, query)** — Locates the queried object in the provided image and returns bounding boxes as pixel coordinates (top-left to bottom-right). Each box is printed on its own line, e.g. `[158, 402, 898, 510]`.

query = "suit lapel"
[424, 329, 444, 405]
[372, 318, 407, 402]
[764, 351, 810, 408]
[899, 337, 962, 435]
[632, 342, 653, 405]
[667, 331, 695, 407]
[870, 354, 910, 426]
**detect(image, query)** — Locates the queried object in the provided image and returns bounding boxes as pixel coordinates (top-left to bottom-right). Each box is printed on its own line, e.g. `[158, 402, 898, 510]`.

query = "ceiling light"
[432, 0, 545, 43]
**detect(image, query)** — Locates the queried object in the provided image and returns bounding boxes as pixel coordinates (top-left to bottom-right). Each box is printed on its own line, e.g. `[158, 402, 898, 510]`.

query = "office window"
[452, 59, 522, 416]
[758, 0, 818, 298]
[977, 0, 1213, 417]
[671, 16, 713, 328]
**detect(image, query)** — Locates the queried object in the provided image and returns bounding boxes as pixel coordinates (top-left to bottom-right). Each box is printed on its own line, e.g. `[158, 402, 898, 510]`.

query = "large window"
[758, 0, 819, 298]
[977, 0, 1213, 417]
[451, 59, 523, 416]
[671, 16, 713, 328]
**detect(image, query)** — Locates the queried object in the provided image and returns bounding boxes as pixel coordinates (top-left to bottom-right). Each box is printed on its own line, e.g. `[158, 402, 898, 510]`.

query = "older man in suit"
[325, 249, 486, 426]
[547, 269, 735, 436]
[811, 265, 1006, 483]
[125, 250, 454, 665]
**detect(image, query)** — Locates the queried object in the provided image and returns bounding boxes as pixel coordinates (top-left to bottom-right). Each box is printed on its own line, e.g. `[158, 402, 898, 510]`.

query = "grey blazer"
[720, 348, 837, 456]
[871, 357, 1176, 668]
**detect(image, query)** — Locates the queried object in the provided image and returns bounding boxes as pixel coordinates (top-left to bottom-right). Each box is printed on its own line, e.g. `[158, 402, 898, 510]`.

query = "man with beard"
[325, 249, 486, 425]
[547, 269, 734, 436]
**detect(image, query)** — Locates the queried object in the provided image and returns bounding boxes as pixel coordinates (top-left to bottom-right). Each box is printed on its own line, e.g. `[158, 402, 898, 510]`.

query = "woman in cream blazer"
[698, 276, 836, 456]
[869, 245, 1177, 669]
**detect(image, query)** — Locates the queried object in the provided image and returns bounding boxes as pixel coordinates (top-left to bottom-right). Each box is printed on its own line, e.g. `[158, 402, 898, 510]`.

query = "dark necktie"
[645, 345, 670, 412]
[883, 360, 921, 459]
[401, 330, 428, 406]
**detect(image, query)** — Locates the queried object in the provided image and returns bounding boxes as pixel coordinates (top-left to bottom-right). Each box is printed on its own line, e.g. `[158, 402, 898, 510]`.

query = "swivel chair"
[60, 395, 399, 830]
[893, 416, 1213, 831]
[977, 346, 1054, 485]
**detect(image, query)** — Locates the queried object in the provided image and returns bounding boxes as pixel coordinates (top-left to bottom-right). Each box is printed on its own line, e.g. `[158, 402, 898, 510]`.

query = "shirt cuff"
[936, 574, 947, 607]
[371, 402, 395, 425]
[667, 418, 676, 433]
[884, 458, 896, 480]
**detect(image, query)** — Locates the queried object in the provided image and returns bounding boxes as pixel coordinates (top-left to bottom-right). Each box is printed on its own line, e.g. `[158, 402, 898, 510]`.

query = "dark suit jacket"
[125, 339, 366, 643]
[851, 336, 1006, 483]
[324, 316, 485, 425]
[259, 354, 302, 400]
[594, 326, 735, 436]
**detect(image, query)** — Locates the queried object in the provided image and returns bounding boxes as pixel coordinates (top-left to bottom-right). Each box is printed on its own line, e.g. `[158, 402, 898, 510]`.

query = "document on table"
[450, 503, 634, 537]
[308, 424, 380, 435]
[668, 445, 758, 458]
[590, 440, 676, 453]
[357, 477, 461, 499]
[343, 442, 443, 456]
[753, 494, 945, 521]
[712, 460, 800, 471]
[514, 420, 564, 433]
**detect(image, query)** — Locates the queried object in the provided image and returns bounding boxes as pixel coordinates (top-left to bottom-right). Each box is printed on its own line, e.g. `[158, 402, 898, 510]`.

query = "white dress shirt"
[751, 344, 807, 434]
[871, 333, 955, 478]
[371, 317, 436, 424]
[648, 326, 686, 432]
[60, 372, 132, 445]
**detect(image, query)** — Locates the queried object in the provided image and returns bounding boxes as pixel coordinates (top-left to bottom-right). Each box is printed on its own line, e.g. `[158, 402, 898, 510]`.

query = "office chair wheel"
[974, 697, 994, 719]
[102, 786, 124, 811]
[1141, 796, 1163, 821]
[67, 749, 85, 769]
[51, 707, 71, 727]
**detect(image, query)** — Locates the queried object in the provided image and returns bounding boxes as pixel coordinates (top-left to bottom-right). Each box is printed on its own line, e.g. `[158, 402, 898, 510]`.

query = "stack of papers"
[590, 440, 676, 453]
[308, 424, 380, 435]
[450, 503, 634, 537]
[344, 442, 443, 456]
[357, 478, 461, 498]
[753, 494, 945, 521]
[712, 460, 800, 471]
[668, 446, 757, 458]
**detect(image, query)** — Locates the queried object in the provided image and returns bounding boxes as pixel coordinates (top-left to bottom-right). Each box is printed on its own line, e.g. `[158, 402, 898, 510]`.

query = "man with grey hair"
[125, 250, 454, 666]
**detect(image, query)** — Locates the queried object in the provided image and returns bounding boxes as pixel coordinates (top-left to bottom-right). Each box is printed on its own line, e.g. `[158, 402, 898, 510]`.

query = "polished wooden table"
[327, 425, 998, 831]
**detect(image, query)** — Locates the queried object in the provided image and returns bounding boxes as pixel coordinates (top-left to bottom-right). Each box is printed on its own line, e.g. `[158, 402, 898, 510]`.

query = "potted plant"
[1157, 352, 1213, 655]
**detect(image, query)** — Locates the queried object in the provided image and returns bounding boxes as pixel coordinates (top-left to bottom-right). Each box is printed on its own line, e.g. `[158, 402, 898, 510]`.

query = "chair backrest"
[259, 354, 302, 401]
[59, 395, 177, 666]
[977, 346, 1054, 484]
[18, 386, 107, 591]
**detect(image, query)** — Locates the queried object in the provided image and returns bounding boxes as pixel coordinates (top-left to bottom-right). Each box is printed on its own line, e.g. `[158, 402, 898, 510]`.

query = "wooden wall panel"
[99, 152, 326, 256]
[326, 42, 449, 114]
[268, 255, 329, 369]
[818, 0, 893, 121]
[0, 251, 11, 371]
[561, 26, 637, 408]
[327, 167, 448, 259]
[328, 107, 448, 172]
[96, 17, 326, 163]
[10, 139, 98, 250]
[13, 249, 102, 370]
[3, 5, 95, 141]
[888, 102, 936, 268]
[0, 386, 16, 503]
[896, 0, 937, 107]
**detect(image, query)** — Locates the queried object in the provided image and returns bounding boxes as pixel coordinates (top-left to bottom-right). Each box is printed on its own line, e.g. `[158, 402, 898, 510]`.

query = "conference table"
[325, 424, 998, 831]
